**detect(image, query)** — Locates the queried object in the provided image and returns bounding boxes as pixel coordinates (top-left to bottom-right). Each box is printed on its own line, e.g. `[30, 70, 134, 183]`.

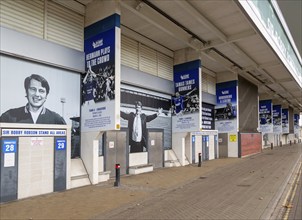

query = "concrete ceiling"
[73, 0, 302, 111]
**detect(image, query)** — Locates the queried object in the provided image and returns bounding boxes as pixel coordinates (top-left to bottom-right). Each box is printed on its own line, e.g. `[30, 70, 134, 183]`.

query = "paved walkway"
[0, 143, 301, 220]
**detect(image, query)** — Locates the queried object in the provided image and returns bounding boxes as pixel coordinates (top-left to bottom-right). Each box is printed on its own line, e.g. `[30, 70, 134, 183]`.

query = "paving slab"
[0, 144, 301, 220]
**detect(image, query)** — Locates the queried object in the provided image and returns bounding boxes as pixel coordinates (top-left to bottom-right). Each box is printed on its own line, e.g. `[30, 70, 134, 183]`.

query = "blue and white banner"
[215, 80, 237, 132]
[82, 14, 121, 132]
[259, 100, 273, 133]
[172, 60, 201, 133]
[282, 109, 289, 133]
[294, 114, 300, 134]
[1, 129, 66, 137]
[273, 105, 282, 133]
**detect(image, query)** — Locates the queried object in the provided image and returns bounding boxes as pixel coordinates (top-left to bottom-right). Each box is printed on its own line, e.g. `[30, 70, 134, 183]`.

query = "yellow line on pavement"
[282, 162, 302, 220]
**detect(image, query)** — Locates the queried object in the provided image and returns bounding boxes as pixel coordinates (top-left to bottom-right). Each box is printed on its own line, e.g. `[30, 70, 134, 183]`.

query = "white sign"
[151, 140, 155, 146]
[4, 153, 15, 167]
[109, 141, 114, 148]
[1, 129, 66, 137]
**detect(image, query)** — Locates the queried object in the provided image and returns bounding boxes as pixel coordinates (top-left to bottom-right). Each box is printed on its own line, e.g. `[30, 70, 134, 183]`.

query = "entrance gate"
[147, 129, 164, 168]
[103, 129, 128, 177]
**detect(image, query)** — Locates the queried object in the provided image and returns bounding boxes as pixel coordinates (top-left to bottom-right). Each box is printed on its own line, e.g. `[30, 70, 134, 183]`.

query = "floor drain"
[199, 176, 207, 179]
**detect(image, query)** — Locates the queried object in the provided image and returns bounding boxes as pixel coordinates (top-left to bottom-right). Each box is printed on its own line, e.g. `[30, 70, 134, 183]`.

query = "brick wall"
[240, 133, 261, 157]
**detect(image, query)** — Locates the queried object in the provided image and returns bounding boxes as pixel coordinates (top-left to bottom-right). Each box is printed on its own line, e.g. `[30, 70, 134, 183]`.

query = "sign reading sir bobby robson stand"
[1, 129, 66, 137]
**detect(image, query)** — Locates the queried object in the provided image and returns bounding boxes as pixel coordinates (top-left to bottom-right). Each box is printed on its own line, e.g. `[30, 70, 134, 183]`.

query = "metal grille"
[158, 53, 173, 81]
[139, 44, 158, 76]
[46, 1, 84, 51]
[121, 35, 173, 80]
[0, 0, 84, 51]
[0, 0, 44, 38]
[121, 35, 139, 69]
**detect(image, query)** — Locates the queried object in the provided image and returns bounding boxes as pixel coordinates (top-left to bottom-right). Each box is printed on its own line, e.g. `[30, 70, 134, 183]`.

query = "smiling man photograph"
[0, 74, 66, 124]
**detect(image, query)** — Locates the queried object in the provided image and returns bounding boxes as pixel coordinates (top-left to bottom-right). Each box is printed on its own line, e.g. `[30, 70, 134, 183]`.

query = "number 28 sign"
[56, 138, 66, 151]
[2, 140, 17, 153]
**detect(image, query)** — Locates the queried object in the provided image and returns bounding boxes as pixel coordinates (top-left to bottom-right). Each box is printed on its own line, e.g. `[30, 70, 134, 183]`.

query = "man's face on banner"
[27, 79, 47, 108]
[135, 104, 142, 115]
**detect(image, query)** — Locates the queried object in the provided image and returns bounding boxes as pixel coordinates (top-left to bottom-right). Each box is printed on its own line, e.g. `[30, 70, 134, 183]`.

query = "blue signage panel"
[282, 109, 289, 133]
[55, 138, 66, 151]
[172, 60, 201, 133]
[259, 100, 273, 133]
[215, 80, 237, 132]
[2, 140, 17, 153]
[294, 114, 300, 134]
[82, 14, 120, 132]
[273, 105, 282, 133]
[173, 62, 200, 116]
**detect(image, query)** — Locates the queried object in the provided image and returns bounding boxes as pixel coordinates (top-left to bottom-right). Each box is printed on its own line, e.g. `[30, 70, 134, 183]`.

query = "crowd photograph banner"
[120, 85, 171, 153]
[282, 109, 289, 133]
[82, 15, 121, 132]
[215, 80, 237, 132]
[0, 55, 80, 126]
[259, 100, 273, 133]
[273, 105, 282, 133]
[172, 60, 201, 133]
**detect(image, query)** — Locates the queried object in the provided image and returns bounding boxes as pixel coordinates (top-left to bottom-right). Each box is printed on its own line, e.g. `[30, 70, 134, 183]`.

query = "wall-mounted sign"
[55, 138, 66, 151]
[282, 109, 289, 133]
[215, 80, 237, 133]
[109, 141, 114, 149]
[229, 134, 237, 142]
[273, 105, 282, 133]
[259, 100, 273, 133]
[2, 139, 17, 167]
[1, 129, 66, 137]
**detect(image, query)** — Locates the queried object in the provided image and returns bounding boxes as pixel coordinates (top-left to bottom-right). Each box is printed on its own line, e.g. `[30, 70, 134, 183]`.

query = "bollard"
[114, 164, 120, 187]
[290, 140, 292, 146]
[198, 153, 202, 167]
[280, 141, 282, 147]
[271, 143, 273, 150]
[294, 140, 296, 144]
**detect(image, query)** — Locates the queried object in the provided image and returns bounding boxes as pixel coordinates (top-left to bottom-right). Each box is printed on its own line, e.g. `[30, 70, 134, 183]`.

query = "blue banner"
[82, 14, 120, 132]
[215, 80, 237, 132]
[273, 105, 282, 133]
[172, 60, 201, 133]
[282, 109, 289, 133]
[173, 67, 199, 116]
[259, 100, 273, 133]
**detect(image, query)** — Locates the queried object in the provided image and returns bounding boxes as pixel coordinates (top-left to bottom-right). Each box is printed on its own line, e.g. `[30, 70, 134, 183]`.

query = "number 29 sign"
[55, 138, 66, 151]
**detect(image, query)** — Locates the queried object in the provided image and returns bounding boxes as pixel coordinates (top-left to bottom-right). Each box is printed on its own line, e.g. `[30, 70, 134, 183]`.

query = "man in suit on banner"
[121, 101, 162, 153]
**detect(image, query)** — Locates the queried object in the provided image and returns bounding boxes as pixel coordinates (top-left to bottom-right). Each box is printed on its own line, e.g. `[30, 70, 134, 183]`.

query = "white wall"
[209, 135, 215, 160]
[81, 131, 100, 184]
[172, 132, 187, 165]
[195, 135, 202, 163]
[228, 133, 238, 157]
